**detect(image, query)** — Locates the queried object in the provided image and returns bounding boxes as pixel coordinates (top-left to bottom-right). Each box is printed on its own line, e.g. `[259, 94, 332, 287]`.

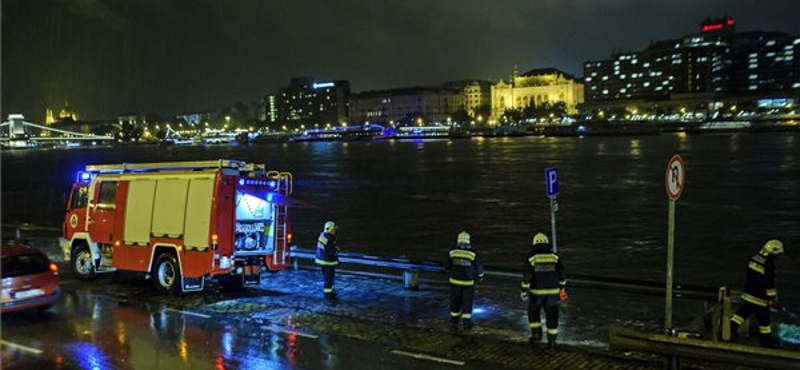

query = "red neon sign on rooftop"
[702, 18, 735, 32]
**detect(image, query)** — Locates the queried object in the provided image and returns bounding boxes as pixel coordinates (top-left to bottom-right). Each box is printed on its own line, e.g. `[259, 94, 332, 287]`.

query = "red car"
[1, 243, 61, 312]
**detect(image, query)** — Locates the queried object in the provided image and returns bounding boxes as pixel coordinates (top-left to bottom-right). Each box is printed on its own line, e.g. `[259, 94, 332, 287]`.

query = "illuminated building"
[58, 102, 79, 121]
[349, 86, 463, 125]
[490, 68, 585, 119]
[276, 77, 350, 127]
[45, 109, 55, 125]
[443, 80, 493, 117]
[583, 16, 800, 114]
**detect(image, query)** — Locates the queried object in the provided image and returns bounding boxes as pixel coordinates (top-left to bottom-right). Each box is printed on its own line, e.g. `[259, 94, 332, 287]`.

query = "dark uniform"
[521, 242, 566, 345]
[315, 231, 339, 298]
[731, 251, 778, 340]
[446, 245, 484, 328]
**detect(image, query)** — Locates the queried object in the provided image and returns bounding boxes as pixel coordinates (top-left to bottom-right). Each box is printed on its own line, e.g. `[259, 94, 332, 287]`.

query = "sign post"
[664, 155, 685, 333]
[545, 167, 560, 252]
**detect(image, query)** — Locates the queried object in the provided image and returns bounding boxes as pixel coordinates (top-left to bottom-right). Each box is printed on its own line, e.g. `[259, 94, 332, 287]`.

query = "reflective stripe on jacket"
[742, 252, 776, 306]
[521, 243, 566, 296]
[315, 232, 339, 266]
[446, 245, 484, 286]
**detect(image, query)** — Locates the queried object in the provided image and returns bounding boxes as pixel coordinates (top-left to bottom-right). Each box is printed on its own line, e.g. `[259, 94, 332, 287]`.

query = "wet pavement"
[4, 256, 784, 370]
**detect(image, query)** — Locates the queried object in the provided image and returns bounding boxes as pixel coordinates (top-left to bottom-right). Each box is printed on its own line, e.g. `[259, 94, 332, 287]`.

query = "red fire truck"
[60, 160, 292, 295]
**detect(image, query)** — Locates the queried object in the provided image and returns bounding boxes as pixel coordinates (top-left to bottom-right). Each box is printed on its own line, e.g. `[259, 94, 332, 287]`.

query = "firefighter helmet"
[457, 231, 471, 245]
[761, 239, 784, 255]
[324, 221, 338, 233]
[532, 232, 549, 246]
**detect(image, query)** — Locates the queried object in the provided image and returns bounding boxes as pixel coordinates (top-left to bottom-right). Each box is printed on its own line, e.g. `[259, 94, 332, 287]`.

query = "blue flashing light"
[76, 171, 91, 183]
[577, 125, 587, 133]
[239, 178, 279, 188]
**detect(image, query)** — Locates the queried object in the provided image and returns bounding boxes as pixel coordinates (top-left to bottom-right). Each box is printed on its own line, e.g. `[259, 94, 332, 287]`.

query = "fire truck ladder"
[85, 159, 249, 173]
[269, 171, 293, 265]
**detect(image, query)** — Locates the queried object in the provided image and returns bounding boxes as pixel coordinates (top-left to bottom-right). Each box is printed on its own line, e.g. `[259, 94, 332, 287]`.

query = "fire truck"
[60, 159, 292, 294]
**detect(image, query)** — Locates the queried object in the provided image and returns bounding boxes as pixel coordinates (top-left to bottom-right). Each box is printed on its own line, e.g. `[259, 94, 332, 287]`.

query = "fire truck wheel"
[72, 245, 95, 281]
[153, 252, 181, 295]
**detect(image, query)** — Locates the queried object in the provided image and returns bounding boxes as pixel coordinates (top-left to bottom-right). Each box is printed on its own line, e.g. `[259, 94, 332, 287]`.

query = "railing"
[609, 325, 800, 370]
[288, 247, 719, 299]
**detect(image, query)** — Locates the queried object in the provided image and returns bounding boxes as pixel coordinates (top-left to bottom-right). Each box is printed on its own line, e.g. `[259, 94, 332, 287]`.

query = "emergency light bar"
[238, 178, 278, 188]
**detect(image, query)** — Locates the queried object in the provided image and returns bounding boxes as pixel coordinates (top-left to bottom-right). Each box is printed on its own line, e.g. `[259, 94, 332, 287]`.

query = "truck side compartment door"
[116, 179, 157, 272]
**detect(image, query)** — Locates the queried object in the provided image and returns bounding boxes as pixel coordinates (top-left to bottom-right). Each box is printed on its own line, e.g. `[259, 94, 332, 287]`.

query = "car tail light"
[287, 233, 292, 243]
[50, 263, 59, 275]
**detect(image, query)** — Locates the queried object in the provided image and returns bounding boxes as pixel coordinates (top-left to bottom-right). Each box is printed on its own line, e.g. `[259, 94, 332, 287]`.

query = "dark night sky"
[3, 0, 800, 122]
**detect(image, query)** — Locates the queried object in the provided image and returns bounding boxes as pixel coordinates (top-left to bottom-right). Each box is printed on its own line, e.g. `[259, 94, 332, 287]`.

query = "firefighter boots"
[547, 333, 558, 348]
[529, 329, 542, 345]
[462, 319, 473, 330]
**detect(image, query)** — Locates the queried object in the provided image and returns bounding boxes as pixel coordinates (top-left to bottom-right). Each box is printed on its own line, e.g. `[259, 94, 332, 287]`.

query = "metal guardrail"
[609, 325, 800, 370]
[289, 247, 720, 299]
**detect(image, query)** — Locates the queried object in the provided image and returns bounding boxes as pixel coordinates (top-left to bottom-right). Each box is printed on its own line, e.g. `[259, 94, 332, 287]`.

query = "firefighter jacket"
[446, 246, 484, 286]
[741, 252, 777, 307]
[521, 244, 566, 296]
[315, 232, 339, 266]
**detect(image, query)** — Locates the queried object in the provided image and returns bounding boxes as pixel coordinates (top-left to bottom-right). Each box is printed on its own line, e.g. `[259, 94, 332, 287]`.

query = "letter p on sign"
[545, 167, 559, 198]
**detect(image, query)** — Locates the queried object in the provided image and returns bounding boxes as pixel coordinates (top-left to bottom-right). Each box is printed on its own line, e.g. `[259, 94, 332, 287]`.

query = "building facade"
[583, 16, 800, 113]
[490, 68, 585, 120]
[276, 78, 350, 127]
[349, 86, 463, 125]
[442, 80, 493, 117]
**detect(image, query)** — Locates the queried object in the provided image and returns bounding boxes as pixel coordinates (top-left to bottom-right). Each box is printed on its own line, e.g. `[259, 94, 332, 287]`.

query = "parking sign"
[545, 167, 559, 198]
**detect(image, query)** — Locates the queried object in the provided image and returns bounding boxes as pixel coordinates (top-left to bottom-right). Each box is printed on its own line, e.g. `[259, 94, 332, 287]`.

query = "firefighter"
[730, 239, 784, 344]
[520, 232, 567, 348]
[315, 221, 340, 300]
[446, 231, 484, 330]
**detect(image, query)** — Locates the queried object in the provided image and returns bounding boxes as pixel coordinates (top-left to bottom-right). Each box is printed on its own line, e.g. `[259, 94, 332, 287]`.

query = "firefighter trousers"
[528, 295, 559, 336]
[321, 266, 336, 295]
[449, 285, 474, 321]
[731, 302, 771, 338]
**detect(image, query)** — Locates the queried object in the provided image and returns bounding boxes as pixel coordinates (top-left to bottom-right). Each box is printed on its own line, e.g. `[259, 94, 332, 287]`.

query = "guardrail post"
[403, 269, 419, 290]
[720, 287, 732, 341]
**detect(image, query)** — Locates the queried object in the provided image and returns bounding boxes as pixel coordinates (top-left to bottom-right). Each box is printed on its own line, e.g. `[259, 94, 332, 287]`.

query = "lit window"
[749, 85, 758, 90]
[602, 76, 609, 81]
[766, 40, 776, 46]
[643, 63, 650, 68]
[749, 74, 758, 80]
[644, 82, 651, 87]
[749, 63, 758, 69]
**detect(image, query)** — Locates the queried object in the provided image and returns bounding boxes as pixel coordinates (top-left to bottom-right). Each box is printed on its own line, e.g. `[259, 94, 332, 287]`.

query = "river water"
[2, 133, 799, 306]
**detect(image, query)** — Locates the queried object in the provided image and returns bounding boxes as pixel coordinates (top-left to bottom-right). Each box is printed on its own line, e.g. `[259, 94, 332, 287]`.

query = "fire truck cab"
[60, 159, 292, 295]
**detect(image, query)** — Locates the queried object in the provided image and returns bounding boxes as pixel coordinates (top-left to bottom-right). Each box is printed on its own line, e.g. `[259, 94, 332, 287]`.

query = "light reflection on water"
[2, 134, 799, 306]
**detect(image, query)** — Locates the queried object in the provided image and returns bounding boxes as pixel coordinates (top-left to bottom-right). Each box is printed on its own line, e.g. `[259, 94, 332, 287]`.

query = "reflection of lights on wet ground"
[778, 324, 800, 344]
[65, 342, 109, 370]
[222, 329, 234, 358]
[179, 337, 189, 362]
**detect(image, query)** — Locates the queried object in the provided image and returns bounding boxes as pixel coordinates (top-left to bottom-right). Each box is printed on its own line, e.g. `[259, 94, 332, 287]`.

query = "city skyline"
[3, 0, 800, 121]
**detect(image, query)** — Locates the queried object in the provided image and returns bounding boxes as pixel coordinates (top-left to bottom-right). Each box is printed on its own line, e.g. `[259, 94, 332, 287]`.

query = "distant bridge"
[1, 114, 114, 148]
